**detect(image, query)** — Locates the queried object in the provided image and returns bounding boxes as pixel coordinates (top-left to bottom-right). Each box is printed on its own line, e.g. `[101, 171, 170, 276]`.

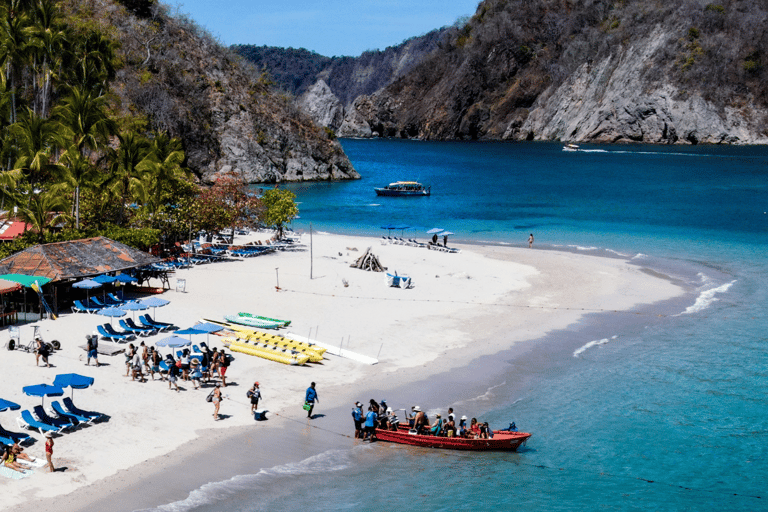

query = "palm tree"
[53, 85, 114, 158]
[103, 132, 153, 223]
[31, 0, 66, 118]
[0, 2, 34, 124]
[8, 107, 59, 183]
[17, 186, 68, 242]
[143, 131, 190, 212]
[54, 144, 96, 229]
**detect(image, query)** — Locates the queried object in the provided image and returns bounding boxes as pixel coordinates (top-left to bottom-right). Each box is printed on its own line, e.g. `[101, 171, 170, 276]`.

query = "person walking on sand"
[248, 382, 262, 413]
[212, 384, 223, 420]
[528, 233, 534, 248]
[45, 432, 54, 472]
[125, 343, 135, 377]
[168, 359, 180, 391]
[85, 334, 99, 366]
[35, 336, 50, 367]
[305, 382, 318, 418]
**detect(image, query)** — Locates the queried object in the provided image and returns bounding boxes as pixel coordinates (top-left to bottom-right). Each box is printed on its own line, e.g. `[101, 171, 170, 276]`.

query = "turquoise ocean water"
[146, 140, 767, 511]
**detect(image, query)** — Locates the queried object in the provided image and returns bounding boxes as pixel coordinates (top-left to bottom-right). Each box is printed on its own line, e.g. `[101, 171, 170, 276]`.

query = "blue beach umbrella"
[53, 373, 94, 399]
[192, 322, 223, 343]
[93, 275, 117, 284]
[175, 327, 206, 342]
[73, 278, 102, 303]
[118, 301, 148, 320]
[0, 398, 20, 412]
[22, 383, 64, 408]
[114, 274, 137, 283]
[156, 336, 190, 348]
[426, 227, 444, 234]
[140, 296, 170, 321]
[97, 306, 126, 326]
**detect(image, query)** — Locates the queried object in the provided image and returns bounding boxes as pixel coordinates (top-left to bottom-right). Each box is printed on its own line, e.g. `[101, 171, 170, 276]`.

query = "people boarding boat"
[374, 425, 531, 451]
[374, 181, 431, 197]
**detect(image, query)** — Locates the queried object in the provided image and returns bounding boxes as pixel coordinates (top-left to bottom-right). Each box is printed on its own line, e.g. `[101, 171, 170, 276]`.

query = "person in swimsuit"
[149, 348, 162, 381]
[125, 344, 135, 377]
[35, 336, 50, 367]
[86, 334, 99, 366]
[212, 384, 223, 420]
[249, 382, 262, 413]
[11, 441, 34, 464]
[528, 233, 534, 248]
[45, 432, 54, 472]
[3, 445, 27, 472]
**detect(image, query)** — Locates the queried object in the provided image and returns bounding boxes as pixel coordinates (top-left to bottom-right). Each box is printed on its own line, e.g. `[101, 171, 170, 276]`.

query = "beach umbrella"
[192, 322, 223, 343]
[140, 296, 170, 320]
[118, 301, 148, 320]
[426, 228, 445, 234]
[93, 275, 117, 284]
[0, 398, 20, 412]
[73, 278, 102, 303]
[114, 274, 138, 283]
[52, 373, 94, 399]
[175, 327, 206, 342]
[22, 383, 64, 408]
[97, 306, 126, 326]
[156, 335, 190, 348]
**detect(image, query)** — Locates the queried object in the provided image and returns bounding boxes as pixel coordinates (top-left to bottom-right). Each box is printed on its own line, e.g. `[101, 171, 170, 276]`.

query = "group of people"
[351, 401, 507, 440]
[122, 341, 230, 391]
[2, 435, 54, 474]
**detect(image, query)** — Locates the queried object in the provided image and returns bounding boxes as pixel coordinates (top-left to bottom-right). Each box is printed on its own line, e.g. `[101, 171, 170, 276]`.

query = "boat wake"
[136, 447, 367, 512]
[676, 280, 736, 316]
[573, 335, 618, 358]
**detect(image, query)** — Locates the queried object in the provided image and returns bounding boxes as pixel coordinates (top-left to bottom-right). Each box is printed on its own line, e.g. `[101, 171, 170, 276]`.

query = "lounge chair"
[0, 422, 30, 444]
[140, 314, 176, 331]
[125, 318, 158, 335]
[72, 299, 101, 314]
[17, 410, 63, 434]
[106, 293, 126, 305]
[33, 406, 76, 431]
[51, 401, 92, 425]
[62, 398, 103, 423]
[89, 297, 107, 308]
[119, 319, 155, 337]
[97, 324, 135, 342]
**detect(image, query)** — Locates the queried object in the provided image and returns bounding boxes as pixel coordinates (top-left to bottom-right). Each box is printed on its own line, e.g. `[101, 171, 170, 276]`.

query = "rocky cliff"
[72, 0, 359, 183]
[342, 0, 768, 144]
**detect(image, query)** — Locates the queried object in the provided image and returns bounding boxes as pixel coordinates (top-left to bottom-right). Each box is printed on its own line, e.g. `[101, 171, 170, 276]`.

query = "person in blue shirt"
[363, 407, 378, 441]
[351, 402, 363, 438]
[305, 382, 318, 418]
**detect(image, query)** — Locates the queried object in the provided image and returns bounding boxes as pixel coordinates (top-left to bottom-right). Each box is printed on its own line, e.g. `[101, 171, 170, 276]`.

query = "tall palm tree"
[53, 85, 114, 158]
[0, 3, 34, 124]
[144, 131, 190, 212]
[54, 144, 96, 229]
[31, 0, 66, 118]
[103, 132, 153, 223]
[8, 107, 59, 183]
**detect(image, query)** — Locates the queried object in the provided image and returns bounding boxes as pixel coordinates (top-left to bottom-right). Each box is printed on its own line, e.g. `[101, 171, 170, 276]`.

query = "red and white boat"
[374, 427, 531, 451]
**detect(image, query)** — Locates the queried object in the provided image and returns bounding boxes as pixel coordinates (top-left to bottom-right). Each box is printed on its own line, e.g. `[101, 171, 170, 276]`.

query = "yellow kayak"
[225, 338, 310, 365]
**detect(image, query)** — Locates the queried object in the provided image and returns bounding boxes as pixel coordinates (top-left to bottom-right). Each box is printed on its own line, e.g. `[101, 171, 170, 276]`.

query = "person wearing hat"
[412, 406, 428, 433]
[387, 407, 400, 431]
[458, 416, 468, 437]
[351, 401, 363, 438]
[44, 432, 55, 472]
[248, 382, 262, 413]
[86, 334, 99, 367]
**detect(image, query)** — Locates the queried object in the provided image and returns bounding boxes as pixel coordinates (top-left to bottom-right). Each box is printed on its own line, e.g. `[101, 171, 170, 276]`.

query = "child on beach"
[45, 432, 54, 472]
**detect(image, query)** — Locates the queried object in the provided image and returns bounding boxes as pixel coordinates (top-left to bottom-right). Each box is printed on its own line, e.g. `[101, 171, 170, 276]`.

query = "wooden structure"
[350, 247, 387, 272]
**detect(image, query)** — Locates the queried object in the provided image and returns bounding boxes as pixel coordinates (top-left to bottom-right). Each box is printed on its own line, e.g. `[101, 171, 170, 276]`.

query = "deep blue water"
[148, 140, 768, 511]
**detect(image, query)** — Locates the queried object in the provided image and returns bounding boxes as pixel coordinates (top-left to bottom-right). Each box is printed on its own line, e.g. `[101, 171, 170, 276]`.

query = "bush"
[704, 4, 725, 13]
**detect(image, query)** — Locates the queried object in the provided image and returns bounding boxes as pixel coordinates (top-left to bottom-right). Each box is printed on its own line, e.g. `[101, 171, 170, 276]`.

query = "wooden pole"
[310, 222, 313, 279]
[275, 267, 280, 291]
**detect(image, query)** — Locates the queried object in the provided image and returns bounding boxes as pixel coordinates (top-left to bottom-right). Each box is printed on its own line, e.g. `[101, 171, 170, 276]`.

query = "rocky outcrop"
[297, 80, 345, 131]
[340, 0, 768, 145]
[101, 1, 359, 183]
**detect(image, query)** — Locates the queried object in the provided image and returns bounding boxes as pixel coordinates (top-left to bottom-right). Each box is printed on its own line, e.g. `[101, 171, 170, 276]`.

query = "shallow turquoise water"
[147, 140, 768, 511]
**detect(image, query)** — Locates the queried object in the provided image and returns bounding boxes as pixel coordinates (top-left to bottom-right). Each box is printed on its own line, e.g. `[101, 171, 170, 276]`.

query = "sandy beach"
[2, 231, 683, 511]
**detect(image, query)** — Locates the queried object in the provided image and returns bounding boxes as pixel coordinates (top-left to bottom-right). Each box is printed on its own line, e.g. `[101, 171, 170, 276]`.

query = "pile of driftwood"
[350, 247, 387, 272]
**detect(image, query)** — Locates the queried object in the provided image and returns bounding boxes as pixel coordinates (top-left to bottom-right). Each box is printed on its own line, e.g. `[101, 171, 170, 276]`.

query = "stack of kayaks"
[224, 312, 291, 329]
[225, 337, 310, 366]
[206, 319, 325, 364]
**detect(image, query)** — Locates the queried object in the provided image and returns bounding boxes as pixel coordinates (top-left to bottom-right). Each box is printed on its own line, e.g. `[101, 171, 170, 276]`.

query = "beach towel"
[0, 466, 33, 479]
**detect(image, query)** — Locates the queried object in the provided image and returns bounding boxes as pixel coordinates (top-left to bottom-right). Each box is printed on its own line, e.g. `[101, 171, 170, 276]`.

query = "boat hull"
[374, 428, 531, 451]
[374, 188, 430, 197]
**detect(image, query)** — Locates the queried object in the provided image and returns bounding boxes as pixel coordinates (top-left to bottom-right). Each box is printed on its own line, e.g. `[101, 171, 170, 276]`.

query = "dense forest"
[0, 0, 315, 258]
[233, 28, 450, 107]
[344, 0, 768, 143]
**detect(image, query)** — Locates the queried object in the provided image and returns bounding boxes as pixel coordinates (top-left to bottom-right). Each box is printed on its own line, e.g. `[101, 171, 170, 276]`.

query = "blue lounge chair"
[72, 300, 101, 314]
[33, 406, 76, 431]
[97, 324, 135, 342]
[18, 410, 62, 434]
[89, 297, 108, 308]
[125, 318, 157, 335]
[62, 398, 103, 423]
[140, 314, 175, 331]
[0, 422, 30, 444]
[106, 293, 126, 305]
[119, 319, 154, 337]
[51, 401, 91, 425]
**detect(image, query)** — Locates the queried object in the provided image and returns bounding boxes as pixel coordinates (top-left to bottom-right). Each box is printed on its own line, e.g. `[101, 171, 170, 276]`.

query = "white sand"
[0, 232, 683, 508]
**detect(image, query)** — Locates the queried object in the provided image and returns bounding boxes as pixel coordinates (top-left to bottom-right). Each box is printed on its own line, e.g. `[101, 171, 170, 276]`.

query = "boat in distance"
[563, 143, 580, 151]
[374, 428, 531, 451]
[374, 181, 431, 197]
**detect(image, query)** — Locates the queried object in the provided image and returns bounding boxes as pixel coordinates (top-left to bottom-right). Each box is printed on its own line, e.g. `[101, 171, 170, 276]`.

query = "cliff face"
[78, 0, 359, 183]
[343, 0, 768, 144]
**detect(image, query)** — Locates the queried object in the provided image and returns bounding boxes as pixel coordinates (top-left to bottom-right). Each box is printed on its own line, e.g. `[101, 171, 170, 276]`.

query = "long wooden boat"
[374, 428, 531, 451]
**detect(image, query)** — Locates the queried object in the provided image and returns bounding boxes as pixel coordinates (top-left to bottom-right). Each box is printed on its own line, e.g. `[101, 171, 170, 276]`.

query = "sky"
[171, 0, 481, 57]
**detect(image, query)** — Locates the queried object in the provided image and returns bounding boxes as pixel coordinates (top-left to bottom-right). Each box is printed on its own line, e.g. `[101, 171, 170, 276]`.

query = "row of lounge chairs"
[16, 398, 104, 436]
[96, 315, 176, 342]
[381, 236, 461, 253]
[71, 294, 128, 314]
